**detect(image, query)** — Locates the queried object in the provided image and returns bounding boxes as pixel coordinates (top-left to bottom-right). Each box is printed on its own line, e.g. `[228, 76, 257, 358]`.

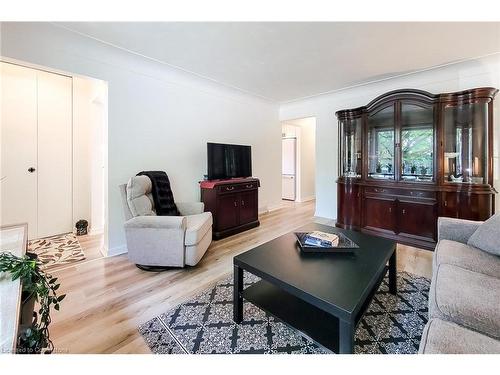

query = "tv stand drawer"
[217, 181, 258, 193]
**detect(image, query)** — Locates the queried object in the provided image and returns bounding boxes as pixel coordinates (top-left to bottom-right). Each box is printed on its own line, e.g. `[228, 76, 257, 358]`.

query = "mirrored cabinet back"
[335, 88, 498, 250]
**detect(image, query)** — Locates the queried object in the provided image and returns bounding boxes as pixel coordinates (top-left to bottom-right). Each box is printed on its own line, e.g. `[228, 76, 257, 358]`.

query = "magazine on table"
[303, 231, 340, 247]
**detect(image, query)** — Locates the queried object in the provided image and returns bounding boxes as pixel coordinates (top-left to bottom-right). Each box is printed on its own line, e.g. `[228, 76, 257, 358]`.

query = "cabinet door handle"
[444, 200, 447, 207]
[234, 201, 237, 207]
[241, 200, 245, 206]
[389, 207, 392, 213]
[402, 209, 406, 214]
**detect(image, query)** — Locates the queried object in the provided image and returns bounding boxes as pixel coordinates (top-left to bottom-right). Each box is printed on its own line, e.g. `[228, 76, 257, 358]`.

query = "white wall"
[282, 118, 316, 202]
[280, 54, 500, 219]
[73, 76, 107, 235]
[1, 22, 281, 255]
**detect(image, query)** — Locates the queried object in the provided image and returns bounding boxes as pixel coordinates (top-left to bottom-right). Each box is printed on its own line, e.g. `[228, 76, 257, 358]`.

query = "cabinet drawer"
[217, 182, 258, 194]
[217, 185, 239, 193]
[364, 186, 435, 199]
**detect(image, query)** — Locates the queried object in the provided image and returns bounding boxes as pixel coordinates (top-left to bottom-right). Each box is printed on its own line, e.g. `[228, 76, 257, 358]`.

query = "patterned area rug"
[139, 271, 430, 354]
[28, 233, 85, 271]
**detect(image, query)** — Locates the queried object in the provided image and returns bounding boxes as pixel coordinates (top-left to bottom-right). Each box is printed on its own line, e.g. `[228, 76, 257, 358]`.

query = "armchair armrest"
[124, 215, 186, 229]
[176, 202, 205, 216]
[437, 217, 482, 244]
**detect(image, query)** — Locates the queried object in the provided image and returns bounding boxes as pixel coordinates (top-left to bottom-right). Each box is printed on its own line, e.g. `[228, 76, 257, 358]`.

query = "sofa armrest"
[176, 202, 205, 216]
[437, 217, 482, 244]
[124, 215, 186, 229]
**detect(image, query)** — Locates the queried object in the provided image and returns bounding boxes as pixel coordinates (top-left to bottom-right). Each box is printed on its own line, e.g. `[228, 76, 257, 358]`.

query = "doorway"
[281, 117, 316, 203]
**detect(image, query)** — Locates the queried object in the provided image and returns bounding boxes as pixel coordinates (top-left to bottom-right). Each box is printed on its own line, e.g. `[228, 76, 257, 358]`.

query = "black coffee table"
[233, 223, 397, 354]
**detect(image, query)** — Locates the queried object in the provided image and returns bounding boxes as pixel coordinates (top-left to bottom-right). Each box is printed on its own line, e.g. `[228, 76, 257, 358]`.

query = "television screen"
[207, 143, 252, 180]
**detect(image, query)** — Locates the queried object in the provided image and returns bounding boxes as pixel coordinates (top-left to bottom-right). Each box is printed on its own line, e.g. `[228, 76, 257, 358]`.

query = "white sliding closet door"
[0, 62, 73, 239]
[0, 63, 39, 239]
[37, 71, 73, 238]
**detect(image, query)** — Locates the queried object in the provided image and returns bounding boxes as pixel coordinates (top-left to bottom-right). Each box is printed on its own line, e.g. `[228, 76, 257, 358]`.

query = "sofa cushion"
[126, 176, 156, 217]
[419, 318, 500, 354]
[467, 213, 500, 256]
[184, 212, 213, 246]
[429, 263, 500, 339]
[434, 239, 500, 278]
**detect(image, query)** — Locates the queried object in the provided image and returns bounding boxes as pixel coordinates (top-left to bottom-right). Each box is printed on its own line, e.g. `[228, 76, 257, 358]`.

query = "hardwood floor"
[51, 200, 432, 354]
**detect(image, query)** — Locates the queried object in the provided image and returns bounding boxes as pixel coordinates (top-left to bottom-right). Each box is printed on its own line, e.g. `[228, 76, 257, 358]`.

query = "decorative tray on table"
[294, 232, 359, 253]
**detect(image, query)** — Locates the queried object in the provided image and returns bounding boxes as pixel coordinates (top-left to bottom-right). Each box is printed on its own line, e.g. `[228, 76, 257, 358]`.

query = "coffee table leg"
[233, 264, 243, 323]
[339, 319, 354, 354]
[389, 250, 397, 295]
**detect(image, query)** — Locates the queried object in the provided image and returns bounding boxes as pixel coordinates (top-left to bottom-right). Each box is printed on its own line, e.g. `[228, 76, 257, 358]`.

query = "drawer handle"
[226, 186, 235, 191]
[374, 188, 385, 193]
[410, 191, 423, 196]
[245, 184, 253, 188]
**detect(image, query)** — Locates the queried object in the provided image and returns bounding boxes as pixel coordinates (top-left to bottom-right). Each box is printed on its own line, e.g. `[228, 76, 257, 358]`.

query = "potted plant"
[420, 166, 428, 175]
[376, 162, 382, 173]
[387, 163, 392, 173]
[410, 164, 417, 174]
[0, 252, 65, 354]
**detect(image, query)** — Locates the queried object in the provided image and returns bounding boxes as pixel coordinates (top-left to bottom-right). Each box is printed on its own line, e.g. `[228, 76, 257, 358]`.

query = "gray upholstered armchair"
[119, 175, 212, 269]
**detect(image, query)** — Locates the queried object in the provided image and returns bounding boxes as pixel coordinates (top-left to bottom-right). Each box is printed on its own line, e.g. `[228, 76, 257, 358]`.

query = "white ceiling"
[58, 22, 500, 102]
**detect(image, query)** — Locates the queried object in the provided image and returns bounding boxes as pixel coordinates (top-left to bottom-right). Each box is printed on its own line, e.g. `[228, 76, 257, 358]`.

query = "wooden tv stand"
[200, 178, 260, 240]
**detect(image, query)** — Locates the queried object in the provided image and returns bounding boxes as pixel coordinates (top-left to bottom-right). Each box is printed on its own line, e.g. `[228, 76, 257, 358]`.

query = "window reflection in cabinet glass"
[401, 104, 434, 182]
[443, 102, 488, 184]
[368, 106, 394, 180]
[340, 118, 362, 178]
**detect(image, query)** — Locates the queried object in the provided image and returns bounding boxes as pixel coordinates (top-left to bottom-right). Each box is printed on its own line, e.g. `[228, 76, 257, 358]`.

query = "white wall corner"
[107, 244, 128, 257]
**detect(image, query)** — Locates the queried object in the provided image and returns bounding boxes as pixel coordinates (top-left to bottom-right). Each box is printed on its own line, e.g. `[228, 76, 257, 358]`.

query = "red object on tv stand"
[200, 177, 260, 240]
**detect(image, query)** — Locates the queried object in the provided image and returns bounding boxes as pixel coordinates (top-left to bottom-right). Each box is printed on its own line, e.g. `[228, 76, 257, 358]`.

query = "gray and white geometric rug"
[28, 233, 85, 271]
[139, 271, 430, 354]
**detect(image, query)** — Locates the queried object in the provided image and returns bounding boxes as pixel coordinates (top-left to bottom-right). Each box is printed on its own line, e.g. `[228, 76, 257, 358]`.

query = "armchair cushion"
[185, 212, 213, 246]
[126, 175, 156, 217]
[437, 217, 482, 244]
[176, 201, 205, 216]
[467, 213, 500, 256]
[124, 215, 186, 230]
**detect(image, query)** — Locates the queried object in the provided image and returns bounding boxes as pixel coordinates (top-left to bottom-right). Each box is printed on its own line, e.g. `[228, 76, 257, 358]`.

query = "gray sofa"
[419, 217, 500, 353]
[119, 175, 213, 268]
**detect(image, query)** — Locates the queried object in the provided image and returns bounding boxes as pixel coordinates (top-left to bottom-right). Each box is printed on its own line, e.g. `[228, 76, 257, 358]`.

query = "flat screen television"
[207, 142, 252, 180]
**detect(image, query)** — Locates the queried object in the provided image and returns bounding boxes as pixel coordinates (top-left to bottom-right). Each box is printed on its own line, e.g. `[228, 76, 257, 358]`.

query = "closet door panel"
[0, 62, 38, 239]
[37, 71, 73, 237]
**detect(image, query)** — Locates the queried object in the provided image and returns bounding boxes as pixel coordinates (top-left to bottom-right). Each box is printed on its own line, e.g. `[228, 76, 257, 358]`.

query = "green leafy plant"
[0, 252, 65, 354]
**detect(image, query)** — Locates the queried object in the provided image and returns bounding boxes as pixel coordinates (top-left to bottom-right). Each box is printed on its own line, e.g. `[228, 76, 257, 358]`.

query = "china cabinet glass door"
[339, 117, 362, 178]
[367, 105, 395, 180]
[443, 102, 488, 184]
[400, 103, 434, 182]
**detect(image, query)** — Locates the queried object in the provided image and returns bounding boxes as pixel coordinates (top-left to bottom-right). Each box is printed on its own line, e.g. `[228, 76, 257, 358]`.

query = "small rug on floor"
[139, 271, 430, 354]
[28, 233, 85, 271]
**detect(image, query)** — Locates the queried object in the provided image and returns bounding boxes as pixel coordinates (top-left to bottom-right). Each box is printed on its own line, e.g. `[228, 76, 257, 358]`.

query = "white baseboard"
[313, 216, 336, 226]
[89, 227, 104, 236]
[107, 244, 128, 257]
[258, 202, 284, 215]
[296, 195, 315, 203]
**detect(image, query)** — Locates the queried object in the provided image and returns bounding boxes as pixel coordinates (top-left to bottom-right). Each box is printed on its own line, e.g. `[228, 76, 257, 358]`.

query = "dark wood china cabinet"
[336, 88, 498, 250]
